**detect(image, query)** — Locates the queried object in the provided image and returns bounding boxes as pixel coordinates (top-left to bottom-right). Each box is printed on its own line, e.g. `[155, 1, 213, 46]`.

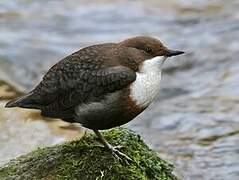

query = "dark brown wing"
[40, 66, 135, 120]
[5, 44, 137, 121]
[29, 46, 137, 120]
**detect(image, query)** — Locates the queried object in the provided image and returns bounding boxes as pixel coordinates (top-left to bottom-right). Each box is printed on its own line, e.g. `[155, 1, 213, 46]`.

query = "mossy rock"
[0, 128, 177, 180]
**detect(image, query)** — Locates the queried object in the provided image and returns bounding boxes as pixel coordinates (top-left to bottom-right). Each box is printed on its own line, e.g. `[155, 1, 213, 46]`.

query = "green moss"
[0, 128, 177, 180]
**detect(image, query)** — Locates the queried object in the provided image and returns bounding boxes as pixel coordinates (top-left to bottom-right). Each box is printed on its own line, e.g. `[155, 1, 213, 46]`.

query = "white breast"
[130, 56, 166, 107]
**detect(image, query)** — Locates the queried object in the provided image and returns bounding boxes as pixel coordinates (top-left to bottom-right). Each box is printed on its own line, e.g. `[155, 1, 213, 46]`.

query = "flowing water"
[0, 0, 239, 179]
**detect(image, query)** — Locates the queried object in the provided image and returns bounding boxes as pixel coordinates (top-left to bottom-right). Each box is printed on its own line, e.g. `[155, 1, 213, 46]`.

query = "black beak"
[166, 50, 185, 57]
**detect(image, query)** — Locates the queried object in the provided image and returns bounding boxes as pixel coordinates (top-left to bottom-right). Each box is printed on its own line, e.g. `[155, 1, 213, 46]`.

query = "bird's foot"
[106, 144, 132, 163]
[93, 130, 132, 163]
[111, 145, 123, 150]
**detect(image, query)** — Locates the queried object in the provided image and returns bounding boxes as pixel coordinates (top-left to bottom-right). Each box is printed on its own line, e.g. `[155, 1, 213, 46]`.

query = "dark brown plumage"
[6, 36, 184, 161]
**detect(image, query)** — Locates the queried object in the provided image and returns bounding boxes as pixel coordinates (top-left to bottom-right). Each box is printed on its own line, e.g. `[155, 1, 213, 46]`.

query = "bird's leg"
[93, 130, 132, 162]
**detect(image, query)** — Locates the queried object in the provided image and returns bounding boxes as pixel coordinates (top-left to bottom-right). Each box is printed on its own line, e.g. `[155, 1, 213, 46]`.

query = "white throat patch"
[129, 56, 166, 107]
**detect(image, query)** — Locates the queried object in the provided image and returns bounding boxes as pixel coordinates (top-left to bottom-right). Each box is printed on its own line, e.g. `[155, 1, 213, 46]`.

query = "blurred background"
[0, 0, 239, 179]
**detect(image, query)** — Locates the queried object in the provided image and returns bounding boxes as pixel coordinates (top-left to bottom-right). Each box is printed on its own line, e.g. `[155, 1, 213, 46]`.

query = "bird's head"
[120, 36, 184, 66]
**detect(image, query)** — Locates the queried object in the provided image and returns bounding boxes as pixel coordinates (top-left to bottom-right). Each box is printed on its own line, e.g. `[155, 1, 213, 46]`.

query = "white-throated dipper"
[6, 36, 184, 161]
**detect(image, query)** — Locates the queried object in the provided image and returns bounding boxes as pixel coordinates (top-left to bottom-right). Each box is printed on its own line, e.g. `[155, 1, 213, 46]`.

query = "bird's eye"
[145, 47, 152, 53]
[135, 45, 152, 54]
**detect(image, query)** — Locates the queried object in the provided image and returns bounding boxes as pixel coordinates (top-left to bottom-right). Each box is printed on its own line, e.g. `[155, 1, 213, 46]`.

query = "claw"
[93, 130, 132, 163]
[113, 145, 123, 150]
[108, 145, 132, 162]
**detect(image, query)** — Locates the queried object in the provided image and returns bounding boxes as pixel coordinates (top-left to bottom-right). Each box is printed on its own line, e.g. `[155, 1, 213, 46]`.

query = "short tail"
[5, 91, 41, 109]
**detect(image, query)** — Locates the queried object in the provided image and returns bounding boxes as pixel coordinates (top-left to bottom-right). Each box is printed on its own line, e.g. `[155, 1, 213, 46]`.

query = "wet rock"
[0, 128, 176, 180]
[0, 80, 24, 100]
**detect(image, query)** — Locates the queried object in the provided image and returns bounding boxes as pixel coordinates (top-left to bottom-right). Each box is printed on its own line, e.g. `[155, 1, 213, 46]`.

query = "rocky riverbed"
[0, 0, 239, 179]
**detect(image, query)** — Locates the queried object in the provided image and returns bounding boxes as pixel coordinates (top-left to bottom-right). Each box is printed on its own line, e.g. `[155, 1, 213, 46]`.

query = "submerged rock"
[0, 128, 176, 180]
[0, 79, 24, 101]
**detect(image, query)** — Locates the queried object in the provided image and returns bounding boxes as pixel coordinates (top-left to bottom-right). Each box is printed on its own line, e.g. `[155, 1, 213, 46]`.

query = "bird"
[5, 36, 184, 161]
